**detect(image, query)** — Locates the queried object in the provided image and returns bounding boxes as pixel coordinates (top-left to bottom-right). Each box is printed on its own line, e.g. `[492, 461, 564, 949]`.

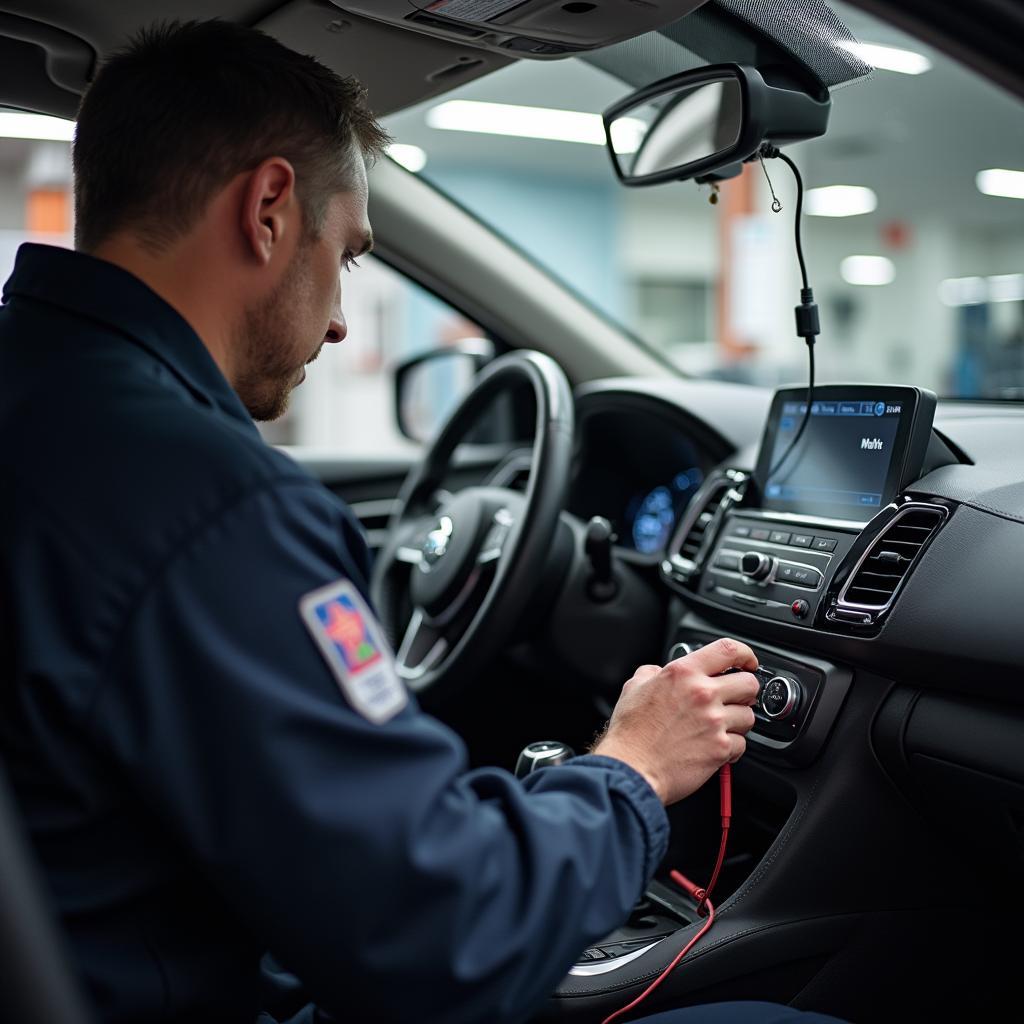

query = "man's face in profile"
[235, 155, 372, 421]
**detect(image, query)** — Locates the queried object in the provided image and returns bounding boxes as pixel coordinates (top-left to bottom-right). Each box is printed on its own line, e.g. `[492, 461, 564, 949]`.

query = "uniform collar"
[2, 243, 256, 429]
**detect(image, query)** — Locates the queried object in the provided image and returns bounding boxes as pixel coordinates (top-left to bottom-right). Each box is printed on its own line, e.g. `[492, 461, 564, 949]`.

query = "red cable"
[599, 765, 733, 1024]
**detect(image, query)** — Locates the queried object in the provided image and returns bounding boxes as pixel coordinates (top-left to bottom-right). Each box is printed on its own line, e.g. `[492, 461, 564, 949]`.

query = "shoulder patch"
[299, 579, 408, 724]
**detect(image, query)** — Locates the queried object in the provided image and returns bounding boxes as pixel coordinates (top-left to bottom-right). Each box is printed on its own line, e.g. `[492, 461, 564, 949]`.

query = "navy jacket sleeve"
[87, 478, 669, 1023]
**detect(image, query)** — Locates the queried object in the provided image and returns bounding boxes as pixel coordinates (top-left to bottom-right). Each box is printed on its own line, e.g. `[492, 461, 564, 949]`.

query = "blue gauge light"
[673, 467, 703, 492]
[632, 485, 676, 554]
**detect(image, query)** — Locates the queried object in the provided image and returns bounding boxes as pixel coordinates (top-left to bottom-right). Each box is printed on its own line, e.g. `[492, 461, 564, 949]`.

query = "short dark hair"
[72, 20, 390, 252]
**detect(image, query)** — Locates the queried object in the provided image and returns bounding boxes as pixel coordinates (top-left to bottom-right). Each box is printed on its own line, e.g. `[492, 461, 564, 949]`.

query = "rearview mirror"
[604, 64, 830, 187]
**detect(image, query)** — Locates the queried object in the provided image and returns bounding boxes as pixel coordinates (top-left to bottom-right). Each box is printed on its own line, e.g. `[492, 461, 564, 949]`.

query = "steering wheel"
[371, 350, 573, 701]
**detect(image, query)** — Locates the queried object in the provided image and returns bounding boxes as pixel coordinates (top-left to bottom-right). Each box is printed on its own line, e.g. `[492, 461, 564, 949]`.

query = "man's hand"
[592, 638, 760, 806]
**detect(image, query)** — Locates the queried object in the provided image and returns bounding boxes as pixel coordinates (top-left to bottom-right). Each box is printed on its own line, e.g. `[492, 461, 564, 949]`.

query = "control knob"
[740, 550, 774, 582]
[667, 641, 695, 661]
[761, 676, 801, 721]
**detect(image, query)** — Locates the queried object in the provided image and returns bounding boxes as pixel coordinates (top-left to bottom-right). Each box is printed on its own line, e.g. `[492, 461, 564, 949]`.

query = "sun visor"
[330, 0, 714, 59]
[259, 2, 514, 116]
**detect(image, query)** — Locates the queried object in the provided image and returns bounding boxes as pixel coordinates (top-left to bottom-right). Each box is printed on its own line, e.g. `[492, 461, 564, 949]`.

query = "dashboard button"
[750, 528, 771, 541]
[813, 537, 838, 552]
[732, 525, 751, 537]
[790, 533, 813, 548]
[714, 552, 741, 571]
[777, 563, 822, 588]
[791, 599, 810, 619]
[769, 530, 791, 544]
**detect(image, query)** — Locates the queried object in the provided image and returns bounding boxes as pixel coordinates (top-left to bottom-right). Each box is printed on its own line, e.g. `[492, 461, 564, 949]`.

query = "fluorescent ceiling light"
[989, 273, 1024, 302]
[938, 276, 987, 307]
[805, 185, 877, 217]
[976, 168, 1024, 200]
[838, 40, 932, 75]
[427, 100, 643, 151]
[387, 143, 427, 173]
[608, 118, 645, 155]
[0, 111, 74, 141]
[841, 255, 895, 286]
[940, 273, 1024, 306]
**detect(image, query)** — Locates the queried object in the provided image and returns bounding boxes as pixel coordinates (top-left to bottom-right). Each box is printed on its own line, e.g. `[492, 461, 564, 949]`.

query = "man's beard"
[234, 242, 318, 422]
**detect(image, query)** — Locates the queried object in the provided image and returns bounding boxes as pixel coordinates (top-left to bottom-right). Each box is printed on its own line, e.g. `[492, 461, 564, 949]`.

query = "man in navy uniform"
[0, 20, 843, 1024]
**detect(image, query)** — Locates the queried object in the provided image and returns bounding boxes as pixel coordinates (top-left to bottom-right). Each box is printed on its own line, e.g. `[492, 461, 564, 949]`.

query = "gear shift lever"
[514, 740, 576, 779]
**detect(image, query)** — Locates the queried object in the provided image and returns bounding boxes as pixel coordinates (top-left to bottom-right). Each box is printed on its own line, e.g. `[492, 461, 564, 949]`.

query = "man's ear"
[240, 157, 298, 265]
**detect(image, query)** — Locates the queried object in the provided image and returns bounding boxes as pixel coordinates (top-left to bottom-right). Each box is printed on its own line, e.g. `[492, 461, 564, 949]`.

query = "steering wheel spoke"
[395, 607, 449, 685]
[390, 515, 435, 567]
[476, 507, 515, 565]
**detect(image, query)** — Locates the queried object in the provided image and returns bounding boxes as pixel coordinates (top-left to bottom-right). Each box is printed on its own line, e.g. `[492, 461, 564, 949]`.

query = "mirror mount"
[603, 63, 830, 188]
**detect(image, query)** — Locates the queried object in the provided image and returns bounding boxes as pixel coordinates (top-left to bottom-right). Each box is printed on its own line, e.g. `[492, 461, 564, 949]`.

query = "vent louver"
[679, 482, 729, 562]
[664, 471, 746, 584]
[839, 506, 945, 611]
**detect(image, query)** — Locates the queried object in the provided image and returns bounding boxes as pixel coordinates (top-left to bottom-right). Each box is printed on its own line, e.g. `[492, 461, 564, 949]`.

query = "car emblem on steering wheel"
[420, 515, 454, 571]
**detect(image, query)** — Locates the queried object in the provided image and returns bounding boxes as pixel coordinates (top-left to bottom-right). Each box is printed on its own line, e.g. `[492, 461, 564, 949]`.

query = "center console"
[556, 385, 954, 990]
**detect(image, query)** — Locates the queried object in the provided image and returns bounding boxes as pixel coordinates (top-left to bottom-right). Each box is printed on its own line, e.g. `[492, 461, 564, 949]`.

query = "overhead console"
[663, 385, 956, 636]
[331, 0, 710, 58]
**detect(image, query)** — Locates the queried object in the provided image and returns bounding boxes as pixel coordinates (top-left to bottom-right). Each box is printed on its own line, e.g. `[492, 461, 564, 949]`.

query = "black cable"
[776, 151, 809, 291]
[763, 146, 819, 481]
[769, 342, 815, 480]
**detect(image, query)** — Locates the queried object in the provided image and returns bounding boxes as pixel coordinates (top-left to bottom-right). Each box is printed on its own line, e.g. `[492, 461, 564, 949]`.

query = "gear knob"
[514, 740, 576, 779]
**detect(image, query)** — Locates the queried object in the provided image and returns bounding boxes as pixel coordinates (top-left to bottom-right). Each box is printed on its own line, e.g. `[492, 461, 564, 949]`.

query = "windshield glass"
[384, 1, 1024, 400]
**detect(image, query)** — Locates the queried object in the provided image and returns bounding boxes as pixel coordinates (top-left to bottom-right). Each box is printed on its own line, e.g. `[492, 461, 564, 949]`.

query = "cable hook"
[759, 152, 783, 213]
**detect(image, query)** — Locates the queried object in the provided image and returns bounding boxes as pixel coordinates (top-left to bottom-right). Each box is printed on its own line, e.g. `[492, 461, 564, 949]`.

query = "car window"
[383, 0, 1024, 401]
[0, 120, 478, 454]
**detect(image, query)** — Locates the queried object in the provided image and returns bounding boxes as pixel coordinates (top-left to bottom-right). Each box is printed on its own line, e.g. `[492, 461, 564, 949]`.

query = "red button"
[791, 600, 809, 619]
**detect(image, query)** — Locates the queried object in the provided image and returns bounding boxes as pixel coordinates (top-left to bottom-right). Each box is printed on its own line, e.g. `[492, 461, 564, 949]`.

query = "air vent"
[664, 470, 747, 584]
[838, 505, 946, 612]
[679, 483, 728, 562]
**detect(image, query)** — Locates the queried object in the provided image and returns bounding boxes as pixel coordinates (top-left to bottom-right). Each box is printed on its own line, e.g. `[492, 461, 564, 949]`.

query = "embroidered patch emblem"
[299, 579, 408, 724]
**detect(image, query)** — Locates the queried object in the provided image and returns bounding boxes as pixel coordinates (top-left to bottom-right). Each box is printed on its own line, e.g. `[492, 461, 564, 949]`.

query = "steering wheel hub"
[419, 516, 454, 571]
[410, 492, 491, 615]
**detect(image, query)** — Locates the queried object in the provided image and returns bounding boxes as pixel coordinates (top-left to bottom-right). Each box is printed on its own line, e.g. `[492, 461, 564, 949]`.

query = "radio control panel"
[697, 513, 858, 626]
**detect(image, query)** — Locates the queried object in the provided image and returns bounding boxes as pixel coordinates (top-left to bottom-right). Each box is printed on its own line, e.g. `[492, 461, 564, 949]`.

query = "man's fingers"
[685, 637, 758, 675]
[624, 664, 661, 690]
[722, 703, 757, 735]
[634, 664, 662, 682]
[713, 672, 761, 707]
[726, 734, 748, 764]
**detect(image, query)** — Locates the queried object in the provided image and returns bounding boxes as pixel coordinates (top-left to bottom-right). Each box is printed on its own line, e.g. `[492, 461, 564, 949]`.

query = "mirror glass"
[398, 349, 481, 444]
[609, 77, 744, 181]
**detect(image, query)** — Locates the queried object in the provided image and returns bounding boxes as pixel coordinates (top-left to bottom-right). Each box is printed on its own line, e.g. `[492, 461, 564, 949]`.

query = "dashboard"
[569, 377, 1024, 702]
[567, 395, 723, 556]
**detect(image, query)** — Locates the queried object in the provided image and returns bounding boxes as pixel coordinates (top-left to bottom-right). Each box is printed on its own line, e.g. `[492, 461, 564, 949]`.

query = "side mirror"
[394, 338, 495, 443]
[603, 63, 830, 187]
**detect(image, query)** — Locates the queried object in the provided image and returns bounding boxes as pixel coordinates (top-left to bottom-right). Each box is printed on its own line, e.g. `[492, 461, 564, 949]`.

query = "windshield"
[384, 0, 1024, 400]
